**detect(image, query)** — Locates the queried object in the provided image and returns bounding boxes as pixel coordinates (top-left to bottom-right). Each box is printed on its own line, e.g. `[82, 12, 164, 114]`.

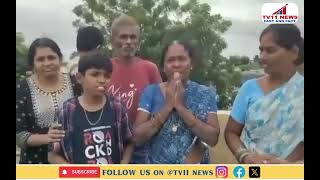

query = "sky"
[16, 0, 304, 60]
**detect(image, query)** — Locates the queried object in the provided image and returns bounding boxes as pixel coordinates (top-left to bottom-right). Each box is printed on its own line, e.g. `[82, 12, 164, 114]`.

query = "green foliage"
[73, 0, 253, 109]
[239, 62, 261, 71]
[229, 55, 250, 66]
[253, 54, 260, 64]
[16, 32, 28, 80]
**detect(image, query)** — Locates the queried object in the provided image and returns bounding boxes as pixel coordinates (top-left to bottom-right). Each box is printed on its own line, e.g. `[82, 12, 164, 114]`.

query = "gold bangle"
[236, 147, 248, 157]
[238, 151, 251, 163]
[236, 147, 251, 163]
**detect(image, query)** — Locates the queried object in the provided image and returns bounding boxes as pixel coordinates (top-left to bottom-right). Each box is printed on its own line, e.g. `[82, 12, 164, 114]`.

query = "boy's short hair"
[76, 26, 104, 52]
[78, 52, 112, 75]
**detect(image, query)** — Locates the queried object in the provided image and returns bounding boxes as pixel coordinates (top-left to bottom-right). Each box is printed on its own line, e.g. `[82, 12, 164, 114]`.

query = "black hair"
[27, 37, 63, 69]
[76, 26, 104, 52]
[78, 52, 112, 75]
[160, 40, 201, 68]
[260, 24, 304, 65]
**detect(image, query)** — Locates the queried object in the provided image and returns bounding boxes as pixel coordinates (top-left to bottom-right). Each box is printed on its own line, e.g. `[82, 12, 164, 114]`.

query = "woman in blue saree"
[225, 24, 304, 164]
[131, 40, 220, 164]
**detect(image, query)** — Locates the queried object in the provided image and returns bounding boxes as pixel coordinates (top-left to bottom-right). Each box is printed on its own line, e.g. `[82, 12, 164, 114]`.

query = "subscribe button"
[59, 166, 100, 178]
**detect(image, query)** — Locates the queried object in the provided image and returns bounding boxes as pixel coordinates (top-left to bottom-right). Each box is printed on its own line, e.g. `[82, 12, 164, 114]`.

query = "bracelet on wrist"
[236, 147, 251, 163]
[238, 151, 251, 163]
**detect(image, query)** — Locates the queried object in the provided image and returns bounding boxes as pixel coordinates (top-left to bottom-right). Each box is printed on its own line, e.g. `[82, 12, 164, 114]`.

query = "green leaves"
[72, 0, 249, 109]
[138, 0, 155, 13]
[73, 5, 83, 17]
[16, 32, 28, 80]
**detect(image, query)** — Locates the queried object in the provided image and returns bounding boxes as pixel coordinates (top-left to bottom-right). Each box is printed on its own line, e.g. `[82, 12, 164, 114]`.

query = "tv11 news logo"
[261, 3, 299, 24]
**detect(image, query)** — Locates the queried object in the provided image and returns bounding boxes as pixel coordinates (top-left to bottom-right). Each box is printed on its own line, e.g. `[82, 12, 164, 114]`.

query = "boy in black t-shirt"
[48, 53, 133, 164]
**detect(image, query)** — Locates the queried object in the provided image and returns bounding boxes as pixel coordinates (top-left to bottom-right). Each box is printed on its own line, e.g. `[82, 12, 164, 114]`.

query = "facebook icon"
[233, 166, 245, 178]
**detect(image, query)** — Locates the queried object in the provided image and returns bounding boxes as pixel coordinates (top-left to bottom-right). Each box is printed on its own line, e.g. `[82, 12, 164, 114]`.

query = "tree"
[73, 0, 235, 108]
[16, 32, 28, 80]
[253, 54, 260, 64]
[229, 55, 250, 66]
[69, 51, 79, 60]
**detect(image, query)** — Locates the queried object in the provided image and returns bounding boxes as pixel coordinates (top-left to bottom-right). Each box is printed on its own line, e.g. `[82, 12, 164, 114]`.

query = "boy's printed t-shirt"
[72, 99, 120, 164]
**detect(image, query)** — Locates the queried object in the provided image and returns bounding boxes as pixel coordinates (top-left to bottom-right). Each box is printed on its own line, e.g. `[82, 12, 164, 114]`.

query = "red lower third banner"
[59, 166, 100, 178]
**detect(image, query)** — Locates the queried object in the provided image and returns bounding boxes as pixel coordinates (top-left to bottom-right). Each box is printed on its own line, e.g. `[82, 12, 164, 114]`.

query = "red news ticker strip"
[59, 166, 100, 178]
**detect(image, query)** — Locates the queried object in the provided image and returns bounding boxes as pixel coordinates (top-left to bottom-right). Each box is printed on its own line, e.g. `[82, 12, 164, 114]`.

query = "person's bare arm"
[27, 125, 65, 146]
[224, 116, 247, 158]
[265, 142, 304, 164]
[48, 142, 69, 164]
[121, 143, 134, 164]
[225, 117, 274, 163]
[225, 116, 304, 164]
[132, 104, 173, 144]
[286, 142, 304, 162]
[176, 106, 220, 146]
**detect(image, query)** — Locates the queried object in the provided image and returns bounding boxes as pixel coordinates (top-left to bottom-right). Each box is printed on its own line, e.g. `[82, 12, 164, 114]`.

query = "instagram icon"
[216, 166, 228, 178]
